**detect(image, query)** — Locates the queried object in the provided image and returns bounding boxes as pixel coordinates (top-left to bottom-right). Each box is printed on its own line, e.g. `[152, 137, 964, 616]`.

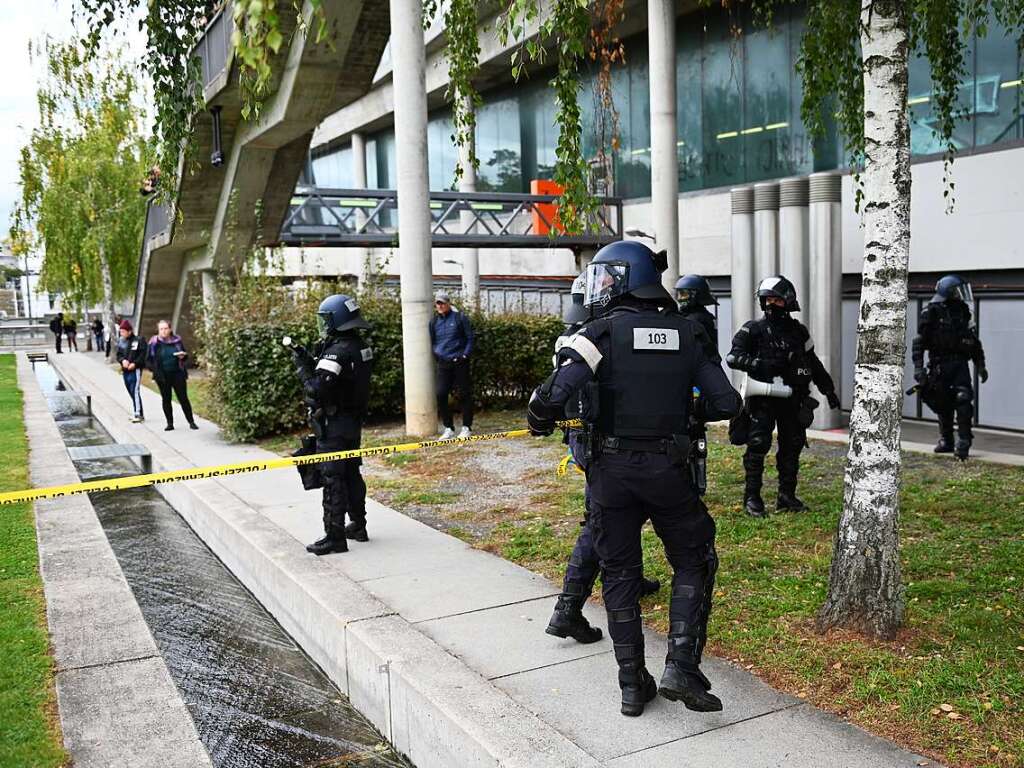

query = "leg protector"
[614, 643, 656, 717]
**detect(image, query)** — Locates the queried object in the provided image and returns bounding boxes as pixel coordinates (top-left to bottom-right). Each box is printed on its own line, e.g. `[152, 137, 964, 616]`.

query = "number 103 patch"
[633, 328, 680, 351]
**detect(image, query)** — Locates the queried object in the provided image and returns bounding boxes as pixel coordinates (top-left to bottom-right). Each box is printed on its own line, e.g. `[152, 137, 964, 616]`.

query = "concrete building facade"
[284, 1, 1023, 431]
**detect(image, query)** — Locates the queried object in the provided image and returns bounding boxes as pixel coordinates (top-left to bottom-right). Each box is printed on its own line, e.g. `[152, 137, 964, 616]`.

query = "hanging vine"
[440, 0, 482, 182]
[589, 0, 626, 195]
[500, 0, 598, 234]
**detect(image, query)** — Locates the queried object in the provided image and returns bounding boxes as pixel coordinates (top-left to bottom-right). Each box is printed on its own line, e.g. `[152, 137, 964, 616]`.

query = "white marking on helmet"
[361, 348, 373, 362]
[345, 298, 359, 312]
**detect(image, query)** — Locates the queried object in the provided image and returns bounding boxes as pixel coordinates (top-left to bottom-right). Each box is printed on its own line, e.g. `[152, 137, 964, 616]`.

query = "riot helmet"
[931, 274, 973, 305]
[583, 240, 673, 308]
[756, 275, 800, 313]
[675, 274, 718, 308]
[562, 273, 589, 328]
[317, 294, 370, 337]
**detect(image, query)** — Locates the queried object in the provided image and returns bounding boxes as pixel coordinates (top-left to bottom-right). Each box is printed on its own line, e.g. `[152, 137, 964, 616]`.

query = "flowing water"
[35, 362, 410, 768]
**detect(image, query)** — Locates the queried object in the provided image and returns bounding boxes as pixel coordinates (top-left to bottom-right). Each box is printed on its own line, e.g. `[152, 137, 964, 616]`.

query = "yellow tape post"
[0, 421, 581, 507]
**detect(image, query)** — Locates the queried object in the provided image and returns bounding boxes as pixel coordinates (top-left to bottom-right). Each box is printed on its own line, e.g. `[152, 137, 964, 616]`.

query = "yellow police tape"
[0, 420, 582, 507]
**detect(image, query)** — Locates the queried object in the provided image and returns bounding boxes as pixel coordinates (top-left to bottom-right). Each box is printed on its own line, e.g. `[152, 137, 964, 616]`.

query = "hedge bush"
[195, 278, 562, 441]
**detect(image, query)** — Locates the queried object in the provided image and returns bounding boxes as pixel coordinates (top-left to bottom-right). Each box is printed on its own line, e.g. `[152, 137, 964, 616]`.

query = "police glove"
[825, 391, 841, 410]
[526, 392, 555, 437]
[979, 367, 989, 383]
[913, 367, 926, 384]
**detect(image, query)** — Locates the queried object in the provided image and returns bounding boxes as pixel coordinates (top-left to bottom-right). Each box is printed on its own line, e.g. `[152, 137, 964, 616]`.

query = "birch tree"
[780, 0, 1024, 638]
[11, 40, 152, 356]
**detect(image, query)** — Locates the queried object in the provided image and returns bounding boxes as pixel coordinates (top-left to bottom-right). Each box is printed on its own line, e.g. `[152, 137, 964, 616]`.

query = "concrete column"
[808, 171, 843, 429]
[779, 176, 809, 317]
[730, 187, 755, 387]
[753, 182, 779, 281]
[648, 0, 680, 291]
[200, 270, 218, 329]
[457, 99, 480, 307]
[351, 131, 374, 282]
[390, 0, 437, 436]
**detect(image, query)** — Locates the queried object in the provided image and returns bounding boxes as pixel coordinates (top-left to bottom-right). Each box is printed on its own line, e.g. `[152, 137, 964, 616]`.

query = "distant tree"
[11, 40, 152, 354]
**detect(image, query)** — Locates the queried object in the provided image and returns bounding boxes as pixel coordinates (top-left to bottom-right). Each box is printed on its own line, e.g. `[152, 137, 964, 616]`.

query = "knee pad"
[955, 386, 972, 405]
[747, 432, 771, 455]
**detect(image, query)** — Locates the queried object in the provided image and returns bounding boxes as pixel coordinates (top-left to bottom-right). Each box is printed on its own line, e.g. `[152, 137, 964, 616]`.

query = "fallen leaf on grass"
[946, 712, 962, 720]
[831, 661, 842, 670]
[939, 703, 954, 712]
[930, 708, 941, 716]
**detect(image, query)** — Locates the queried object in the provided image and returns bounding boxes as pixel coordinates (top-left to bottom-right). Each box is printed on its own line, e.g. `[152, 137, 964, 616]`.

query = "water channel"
[35, 362, 410, 768]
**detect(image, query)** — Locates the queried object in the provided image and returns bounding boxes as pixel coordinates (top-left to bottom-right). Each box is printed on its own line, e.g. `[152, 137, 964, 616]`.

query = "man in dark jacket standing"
[429, 291, 475, 439]
[116, 319, 146, 422]
[49, 313, 64, 353]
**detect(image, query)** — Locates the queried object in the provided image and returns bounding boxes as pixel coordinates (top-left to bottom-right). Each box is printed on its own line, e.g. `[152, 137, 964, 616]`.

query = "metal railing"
[277, 188, 624, 250]
[198, 4, 234, 92]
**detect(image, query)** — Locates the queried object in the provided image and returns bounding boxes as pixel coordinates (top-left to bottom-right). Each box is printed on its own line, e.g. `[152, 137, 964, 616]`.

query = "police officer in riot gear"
[675, 274, 721, 363]
[726, 276, 840, 518]
[911, 275, 987, 460]
[290, 295, 374, 555]
[528, 241, 742, 717]
[547, 275, 660, 646]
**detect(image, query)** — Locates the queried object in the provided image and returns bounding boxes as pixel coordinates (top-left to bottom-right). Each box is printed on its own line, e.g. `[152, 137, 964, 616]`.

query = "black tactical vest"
[594, 308, 693, 439]
[923, 302, 974, 360]
[315, 335, 373, 439]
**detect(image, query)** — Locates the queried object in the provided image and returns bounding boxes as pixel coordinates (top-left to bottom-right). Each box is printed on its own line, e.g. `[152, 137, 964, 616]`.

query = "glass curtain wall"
[320, 3, 1020, 200]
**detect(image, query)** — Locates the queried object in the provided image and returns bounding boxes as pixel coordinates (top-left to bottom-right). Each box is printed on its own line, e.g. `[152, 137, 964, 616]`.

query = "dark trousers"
[929, 361, 974, 442]
[122, 369, 144, 418]
[436, 359, 474, 429]
[156, 370, 194, 426]
[590, 451, 716, 666]
[562, 484, 601, 598]
[319, 436, 367, 534]
[743, 396, 806, 497]
[65, 331, 78, 351]
[94, 332, 104, 351]
[53, 333, 62, 353]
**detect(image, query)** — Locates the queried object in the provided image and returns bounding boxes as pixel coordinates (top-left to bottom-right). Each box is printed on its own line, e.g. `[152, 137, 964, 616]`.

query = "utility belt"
[596, 432, 707, 496]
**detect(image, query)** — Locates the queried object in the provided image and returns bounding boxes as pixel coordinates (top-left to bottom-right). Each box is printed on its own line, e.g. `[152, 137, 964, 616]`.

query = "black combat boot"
[954, 437, 971, 461]
[641, 577, 661, 597]
[776, 488, 807, 512]
[546, 596, 603, 644]
[345, 520, 369, 542]
[618, 656, 657, 717]
[934, 438, 954, 454]
[744, 492, 767, 518]
[935, 416, 954, 453]
[306, 531, 349, 556]
[659, 634, 722, 712]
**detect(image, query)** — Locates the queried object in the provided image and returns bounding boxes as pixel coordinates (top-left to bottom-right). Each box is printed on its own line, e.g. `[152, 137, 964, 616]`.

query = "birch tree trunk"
[817, 0, 909, 640]
[99, 243, 117, 360]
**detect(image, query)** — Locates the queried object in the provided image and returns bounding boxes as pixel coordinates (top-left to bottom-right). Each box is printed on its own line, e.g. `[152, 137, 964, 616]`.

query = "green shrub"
[195, 278, 562, 441]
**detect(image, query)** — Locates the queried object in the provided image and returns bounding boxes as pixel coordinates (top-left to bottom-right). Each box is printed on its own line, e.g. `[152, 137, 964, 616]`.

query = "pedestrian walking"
[115, 320, 146, 422]
[63, 316, 78, 351]
[49, 312, 64, 353]
[91, 316, 105, 352]
[147, 320, 198, 431]
[429, 291, 474, 439]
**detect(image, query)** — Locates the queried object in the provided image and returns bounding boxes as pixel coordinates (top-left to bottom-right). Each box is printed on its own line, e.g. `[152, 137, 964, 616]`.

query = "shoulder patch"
[361, 347, 373, 362]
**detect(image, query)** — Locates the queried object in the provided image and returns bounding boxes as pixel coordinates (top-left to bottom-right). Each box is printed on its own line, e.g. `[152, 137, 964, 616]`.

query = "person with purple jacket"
[147, 320, 198, 431]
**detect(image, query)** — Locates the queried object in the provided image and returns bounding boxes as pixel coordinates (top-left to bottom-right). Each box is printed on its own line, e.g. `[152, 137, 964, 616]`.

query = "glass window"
[743, 11, 793, 181]
[372, 131, 396, 189]
[476, 96, 523, 192]
[701, 13, 744, 188]
[427, 111, 458, 190]
[365, 138, 379, 188]
[677, 22, 704, 192]
[975, 14, 1022, 147]
[908, 41, 975, 155]
[311, 146, 353, 188]
[520, 78, 559, 184]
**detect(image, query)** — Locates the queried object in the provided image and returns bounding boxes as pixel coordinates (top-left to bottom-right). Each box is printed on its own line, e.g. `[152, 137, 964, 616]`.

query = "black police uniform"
[679, 305, 720, 364]
[296, 332, 373, 552]
[727, 312, 837, 512]
[531, 300, 741, 715]
[546, 324, 660, 646]
[911, 298, 986, 458]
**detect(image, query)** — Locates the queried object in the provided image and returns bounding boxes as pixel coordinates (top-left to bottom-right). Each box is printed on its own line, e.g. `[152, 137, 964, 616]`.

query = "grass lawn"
[0, 355, 66, 767]
[341, 409, 1023, 768]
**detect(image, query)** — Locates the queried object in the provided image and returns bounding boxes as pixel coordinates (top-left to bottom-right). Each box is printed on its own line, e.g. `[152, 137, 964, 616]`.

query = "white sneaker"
[438, 427, 455, 440]
[458, 426, 471, 438]
[130, 416, 142, 423]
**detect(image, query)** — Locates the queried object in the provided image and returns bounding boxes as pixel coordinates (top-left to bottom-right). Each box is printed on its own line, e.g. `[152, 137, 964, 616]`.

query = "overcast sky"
[0, 0, 146, 240]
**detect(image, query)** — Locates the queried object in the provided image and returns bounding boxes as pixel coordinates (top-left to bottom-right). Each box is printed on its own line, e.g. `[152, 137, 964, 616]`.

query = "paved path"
[808, 416, 1024, 467]
[50, 351, 939, 768]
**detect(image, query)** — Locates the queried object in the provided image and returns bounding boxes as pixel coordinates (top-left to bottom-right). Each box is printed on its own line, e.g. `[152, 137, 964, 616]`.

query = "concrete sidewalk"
[49, 351, 938, 768]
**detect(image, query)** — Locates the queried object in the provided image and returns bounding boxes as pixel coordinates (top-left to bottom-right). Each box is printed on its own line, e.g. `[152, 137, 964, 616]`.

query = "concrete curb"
[17, 354, 212, 768]
[51, 354, 601, 768]
[805, 426, 1024, 467]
